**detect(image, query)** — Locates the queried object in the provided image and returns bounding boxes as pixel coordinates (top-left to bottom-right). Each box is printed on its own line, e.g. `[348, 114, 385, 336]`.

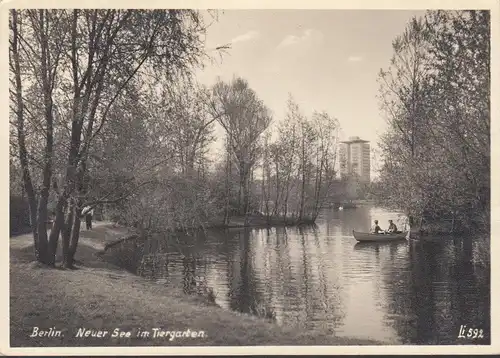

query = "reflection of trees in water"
[135, 235, 175, 280]
[452, 237, 490, 343]
[367, 242, 415, 344]
[110, 209, 490, 345]
[380, 239, 490, 344]
[135, 237, 171, 281]
[134, 233, 214, 295]
[299, 228, 312, 323]
[270, 227, 292, 323]
[222, 225, 346, 329]
[108, 239, 146, 274]
[277, 228, 302, 321]
[248, 228, 291, 323]
[137, 254, 168, 281]
[182, 255, 197, 294]
[228, 229, 261, 315]
[255, 226, 345, 329]
[347, 242, 404, 340]
[308, 226, 345, 331]
[405, 242, 440, 343]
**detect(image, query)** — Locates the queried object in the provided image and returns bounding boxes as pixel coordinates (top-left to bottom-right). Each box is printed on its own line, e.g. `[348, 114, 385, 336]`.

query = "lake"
[110, 206, 490, 345]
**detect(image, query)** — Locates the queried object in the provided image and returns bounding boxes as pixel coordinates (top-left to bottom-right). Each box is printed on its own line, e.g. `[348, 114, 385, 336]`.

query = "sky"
[194, 9, 426, 175]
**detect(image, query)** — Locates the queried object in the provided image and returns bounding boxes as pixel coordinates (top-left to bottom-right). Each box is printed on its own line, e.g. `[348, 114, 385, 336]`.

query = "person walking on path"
[82, 205, 94, 230]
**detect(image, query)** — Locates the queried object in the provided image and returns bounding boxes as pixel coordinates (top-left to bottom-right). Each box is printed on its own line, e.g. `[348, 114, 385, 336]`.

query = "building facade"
[339, 136, 370, 183]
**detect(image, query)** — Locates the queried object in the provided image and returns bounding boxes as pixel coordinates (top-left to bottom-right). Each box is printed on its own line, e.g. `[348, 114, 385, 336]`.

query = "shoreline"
[126, 214, 317, 231]
[209, 215, 316, 229]
[9, 222, 383, 347]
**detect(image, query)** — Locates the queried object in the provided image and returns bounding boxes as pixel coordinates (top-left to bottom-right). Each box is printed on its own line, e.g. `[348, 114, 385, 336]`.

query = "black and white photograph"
[3, 0, 498, 355]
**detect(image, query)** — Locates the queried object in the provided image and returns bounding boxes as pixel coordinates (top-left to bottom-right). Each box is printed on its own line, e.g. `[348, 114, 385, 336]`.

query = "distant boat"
[352, 230, 409, 242]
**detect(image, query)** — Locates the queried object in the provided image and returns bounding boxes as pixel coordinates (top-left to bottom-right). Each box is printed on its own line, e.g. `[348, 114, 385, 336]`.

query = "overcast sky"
[194, 9, 426, 175]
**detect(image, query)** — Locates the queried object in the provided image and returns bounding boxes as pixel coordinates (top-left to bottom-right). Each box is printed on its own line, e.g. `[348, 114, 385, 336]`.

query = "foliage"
[259, 95, 340, 221]
[375, 10, 490, 233]
[211, 76, 273, 217]
[10, 9, 346, 268]
[9, 9, 218, 266]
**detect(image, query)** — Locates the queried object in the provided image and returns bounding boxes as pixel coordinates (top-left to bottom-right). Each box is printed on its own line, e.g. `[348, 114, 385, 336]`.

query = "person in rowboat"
[387, 220, 398, 233]
[372, 220, 383, 234]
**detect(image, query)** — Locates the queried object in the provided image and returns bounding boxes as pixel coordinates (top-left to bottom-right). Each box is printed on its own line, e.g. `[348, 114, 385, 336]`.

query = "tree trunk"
[299, 138, 306, 220]
[223, 146, 231, 225]
[11, 10, 43, 262]
[67, 208, 82, 269]
[65, 154, 91, 266]
[243, 173, 250, 217]
[37, 9, 57, 265]
[299, 170, 306, 220]
[62, 203, 75, 268]
[48, 197, 66, 264]
[29, 199, 40, 260]
[36, 200, 50, 265]
[243, 179, 250, 226]
[282, 171, 292, 220]
[239, 180, 245, 216]
[272, 162, 280, 217]
[238, 164, 247, 216]
[312, 158, 325, 221]
[48, 207, 63, 260]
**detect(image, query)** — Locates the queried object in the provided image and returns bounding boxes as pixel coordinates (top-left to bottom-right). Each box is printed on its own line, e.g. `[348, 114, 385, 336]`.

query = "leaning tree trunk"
[66, 207, 82, 269]
[37, 8, 57, 266]
[62, 202, 75, 268]
[11, 9, 44, 263]
[36, 161, 53, 264]
[47, 196, 67, 264]
[36, 199, 50, 265]
[65, 162, 88, 269]
[28, 198, 40, 260]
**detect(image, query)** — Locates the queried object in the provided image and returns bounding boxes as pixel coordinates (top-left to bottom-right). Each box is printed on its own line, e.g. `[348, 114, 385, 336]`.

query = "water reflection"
[110, 206, 490, 345]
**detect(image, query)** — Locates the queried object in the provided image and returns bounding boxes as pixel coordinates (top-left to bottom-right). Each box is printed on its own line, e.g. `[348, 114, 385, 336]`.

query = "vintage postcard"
[1, 0, 498, 355]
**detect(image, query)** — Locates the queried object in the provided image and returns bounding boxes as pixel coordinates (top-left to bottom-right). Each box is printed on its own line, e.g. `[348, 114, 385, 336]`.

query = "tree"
[376, 10, 490, 233]
[309, 111, 339, 220]
[255, 95, 340, 222]
[377, 16, 433, 221]
[148, 80, 219, 176]
[9, 10, 68, 264]
[10, 9, 218, 267]
[424, 10, 490, 230]
[212, 76, 272, 218]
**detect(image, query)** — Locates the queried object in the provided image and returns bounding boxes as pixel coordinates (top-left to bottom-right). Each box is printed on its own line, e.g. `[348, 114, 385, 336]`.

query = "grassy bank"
[10, 223, 381, 347]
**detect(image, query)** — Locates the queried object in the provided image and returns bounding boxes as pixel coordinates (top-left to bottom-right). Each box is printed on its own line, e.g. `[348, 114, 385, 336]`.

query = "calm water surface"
[112, 206, 490, 345]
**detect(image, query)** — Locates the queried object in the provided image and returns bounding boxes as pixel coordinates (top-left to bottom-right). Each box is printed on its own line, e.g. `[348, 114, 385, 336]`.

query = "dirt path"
[10, 221, 130, 251]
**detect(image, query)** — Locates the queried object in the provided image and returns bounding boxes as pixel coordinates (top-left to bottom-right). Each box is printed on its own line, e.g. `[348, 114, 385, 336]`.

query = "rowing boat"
[352, 230, 409, 242]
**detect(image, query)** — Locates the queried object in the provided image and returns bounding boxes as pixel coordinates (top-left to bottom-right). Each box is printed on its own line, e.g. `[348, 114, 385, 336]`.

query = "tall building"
[339, 136, 370, 183]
